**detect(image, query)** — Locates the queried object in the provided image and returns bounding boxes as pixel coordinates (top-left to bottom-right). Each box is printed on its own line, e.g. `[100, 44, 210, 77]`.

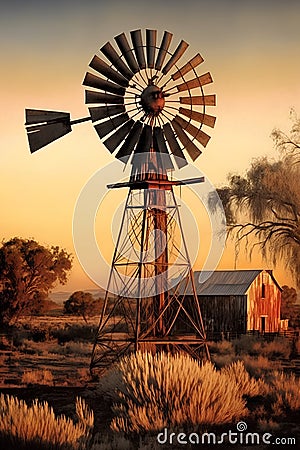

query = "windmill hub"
[140, 85, 165, 116]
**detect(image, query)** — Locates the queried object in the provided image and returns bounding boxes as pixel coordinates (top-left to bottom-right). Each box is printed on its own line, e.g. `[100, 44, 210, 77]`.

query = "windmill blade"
[130, 29, 146, 70]
[174, 115, 211, 147]
[146, 29, 157, 69]
[94, 113, 130, 139]
[25, 109, 72, 153]
[83, 73, 126, 96]
[155, 31, 173, 71]
[171, 119, 202, 161]
[26, 122, 72, 153]
[171, 54, 204, 81]
[25, 109, 69, 125]
[163, 123, 188, 169]
[134, 124, 152, 154]
[180, 94, 216, 106]
[89, 55, 129, 87]
[104, 119, 135, 153]
[101, 41, 134, 80]
[85, 90, 124, 105]
[115, 32, 139, 73]
[179, 107, 216, 128]
[153, 127, 174, 170]
[161, 40, 189, 75]
[115, 120, 143, 161]
[131, 124, 153, 169]
[89, 105, 126, 123]
[26, 122, 71, 153]
[175, 72, 213, 92]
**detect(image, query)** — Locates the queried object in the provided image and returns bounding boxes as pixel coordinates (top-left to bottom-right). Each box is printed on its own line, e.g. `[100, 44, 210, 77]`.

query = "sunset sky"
[1, 0, 300, 292]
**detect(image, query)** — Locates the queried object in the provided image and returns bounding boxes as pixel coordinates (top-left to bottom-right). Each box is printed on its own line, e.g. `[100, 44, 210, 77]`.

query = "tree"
[64, 291, 100, 323]
[0, 237, 72, 326]
[271, 109, 300, 162]
[214, 112, 300, 286]
[281, 285, 300, 328]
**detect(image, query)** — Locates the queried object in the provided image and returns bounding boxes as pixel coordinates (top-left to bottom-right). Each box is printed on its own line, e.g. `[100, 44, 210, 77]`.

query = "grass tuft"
[101, 351, 248, 432]
[21, 369, 54, 386]
[0, 394, 93, 449]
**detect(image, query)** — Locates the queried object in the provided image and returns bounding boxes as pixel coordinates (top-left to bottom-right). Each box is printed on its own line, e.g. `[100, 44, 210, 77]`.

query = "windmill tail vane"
[25, 29, 217, 373]
[25, 109, 91, 153]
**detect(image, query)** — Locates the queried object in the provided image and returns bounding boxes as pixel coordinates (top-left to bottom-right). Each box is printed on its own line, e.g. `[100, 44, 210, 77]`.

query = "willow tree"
[215, 111, 300, 286]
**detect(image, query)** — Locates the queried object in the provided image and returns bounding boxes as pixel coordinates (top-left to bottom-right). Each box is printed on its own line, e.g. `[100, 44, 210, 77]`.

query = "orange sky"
[1, 0, 300, 292]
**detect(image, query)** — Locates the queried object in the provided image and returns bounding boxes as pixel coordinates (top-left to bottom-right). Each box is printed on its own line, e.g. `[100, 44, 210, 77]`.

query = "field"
[1, 312, 300, 449]
[0, 314, 97, 387]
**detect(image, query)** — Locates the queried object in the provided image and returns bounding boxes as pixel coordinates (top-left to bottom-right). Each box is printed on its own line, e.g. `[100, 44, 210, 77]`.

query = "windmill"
[25, 29, 216, 375]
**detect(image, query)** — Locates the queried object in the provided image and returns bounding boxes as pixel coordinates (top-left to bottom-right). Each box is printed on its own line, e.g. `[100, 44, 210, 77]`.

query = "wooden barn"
[181, 270, 282, 335]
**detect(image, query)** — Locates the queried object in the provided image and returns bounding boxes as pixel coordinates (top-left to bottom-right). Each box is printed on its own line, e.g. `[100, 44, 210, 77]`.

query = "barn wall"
[198, 295, 247, 334]
[246, 271, 281, 332]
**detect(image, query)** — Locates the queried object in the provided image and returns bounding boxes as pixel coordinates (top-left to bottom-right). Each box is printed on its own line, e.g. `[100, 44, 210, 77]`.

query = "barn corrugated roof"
[192, 270, 263, 296]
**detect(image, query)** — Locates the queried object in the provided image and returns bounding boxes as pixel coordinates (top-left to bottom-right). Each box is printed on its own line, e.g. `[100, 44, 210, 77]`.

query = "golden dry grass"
[21, 369, 54, 386]
[267, 371, 300, 413]
[220, 359, 266, 396]
[0, 394, 93, 449]
[100, 352, 251, 432]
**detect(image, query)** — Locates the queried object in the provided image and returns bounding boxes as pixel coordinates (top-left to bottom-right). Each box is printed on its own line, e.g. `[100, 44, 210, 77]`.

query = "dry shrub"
[0, 333, 13, 349]
[0, 394, 93, 449]
[21, 369, 54, 386]
[234, 335, 291, 359]
[267, 371, 300, 412]
[19, 339, 46, 356]
[49, 341, 93, 356]
[252, 404, 268, 421]
[12, 328, 30, 348]
[208, 340, 234, 355]
[52, 324, 97, 344]
[240, 354, 279, 378]
[233, 335, 260, 355]
[260, 338, 291, 359]
[257, 419, 280, 432]
[271, 398, 285, 418]
[211, 353, 236, 368]
[220, 360, 265, 397]
[102, 352, 248, 432]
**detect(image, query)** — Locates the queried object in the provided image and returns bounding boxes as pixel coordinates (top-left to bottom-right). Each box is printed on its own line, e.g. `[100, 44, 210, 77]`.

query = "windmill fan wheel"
[83, 29, 216, 169]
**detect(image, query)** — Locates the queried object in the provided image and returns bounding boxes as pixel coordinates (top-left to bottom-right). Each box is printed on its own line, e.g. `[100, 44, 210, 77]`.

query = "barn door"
[260, 316, 268, 333]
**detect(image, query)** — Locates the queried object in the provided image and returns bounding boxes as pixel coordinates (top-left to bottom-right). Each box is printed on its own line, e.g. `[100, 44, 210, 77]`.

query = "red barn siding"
[246, 271, 281, 332]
